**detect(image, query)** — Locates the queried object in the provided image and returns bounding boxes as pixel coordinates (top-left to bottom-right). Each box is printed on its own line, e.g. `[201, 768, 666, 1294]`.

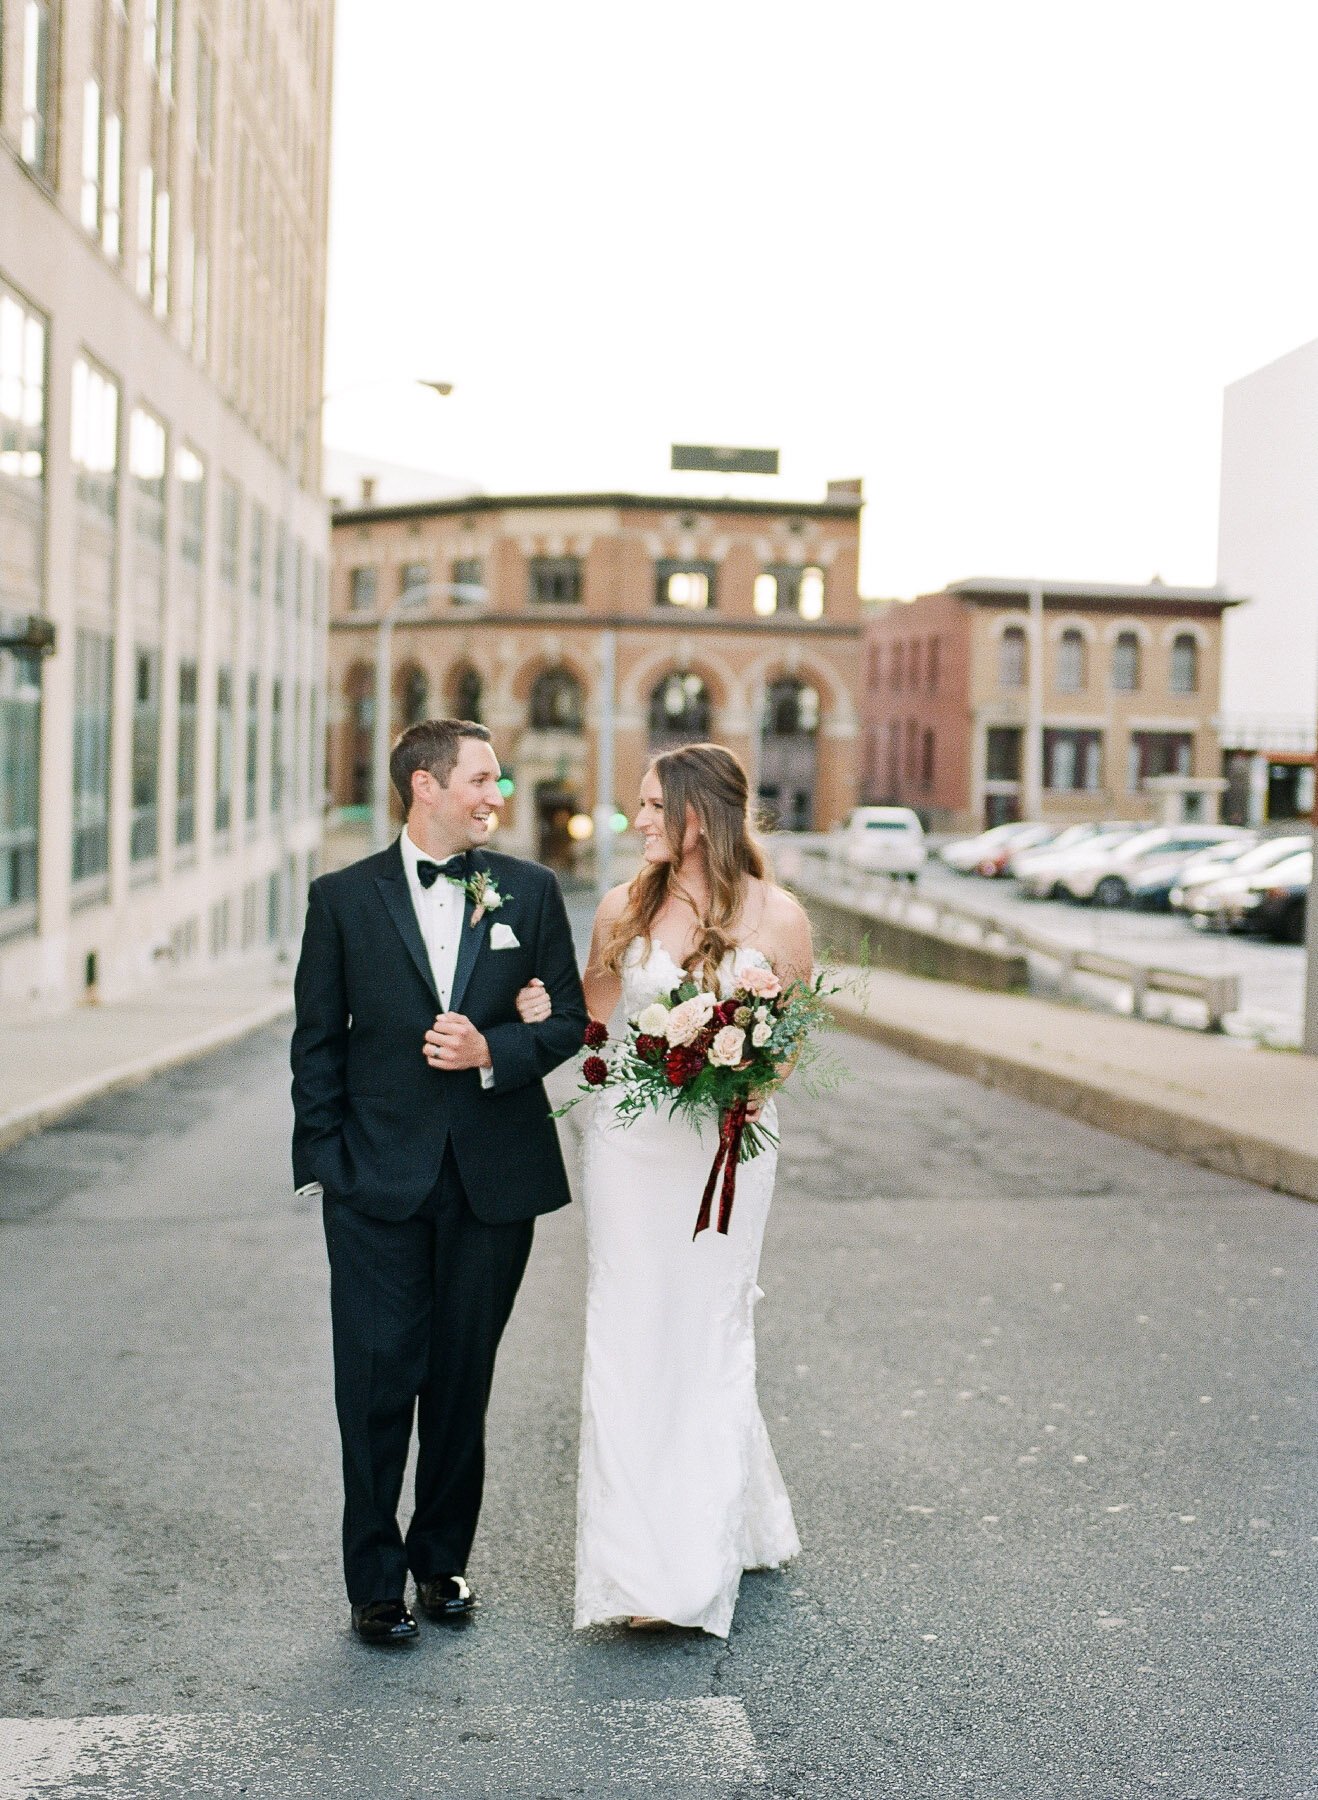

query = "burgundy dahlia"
[582, 1055, 608, 1087]
[583, 1018, 608, 1049]
[714, 998, 740, 1026]
[634, 1033, 664, 1061]
[665, 1045, 703, 1087]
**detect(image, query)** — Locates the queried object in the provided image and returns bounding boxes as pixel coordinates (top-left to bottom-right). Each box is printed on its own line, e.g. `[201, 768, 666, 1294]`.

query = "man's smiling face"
[415, 737, 503, 852]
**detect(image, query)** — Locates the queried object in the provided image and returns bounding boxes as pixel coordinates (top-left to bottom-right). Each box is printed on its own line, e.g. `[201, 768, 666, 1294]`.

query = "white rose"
[708, 1025, 746, 1068]
[751, 1021, 771, 1048]
[636, 1002, 670, 1036]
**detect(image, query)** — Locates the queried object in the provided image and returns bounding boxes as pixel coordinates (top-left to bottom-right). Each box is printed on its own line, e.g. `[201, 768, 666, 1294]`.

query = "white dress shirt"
[400, 827, 496, 1090]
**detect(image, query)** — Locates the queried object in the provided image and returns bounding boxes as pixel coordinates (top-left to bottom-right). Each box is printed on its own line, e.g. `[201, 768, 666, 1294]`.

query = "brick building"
[860, 578, 1242, 832]
[327, 487, 864, 866]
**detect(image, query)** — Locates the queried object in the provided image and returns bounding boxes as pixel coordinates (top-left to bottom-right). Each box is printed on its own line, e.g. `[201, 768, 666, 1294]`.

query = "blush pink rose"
[737, 964, 781, 1000]
[663, 994, 716, 1046]
[708, 1025, 747, 1068]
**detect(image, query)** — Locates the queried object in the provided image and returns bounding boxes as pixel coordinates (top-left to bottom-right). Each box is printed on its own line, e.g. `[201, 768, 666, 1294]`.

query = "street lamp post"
[1022, 582, 1045, 820]
[593, 627, 618, 901]
[1304, 658, 1318, 1054]
[278, 377, 452, 940]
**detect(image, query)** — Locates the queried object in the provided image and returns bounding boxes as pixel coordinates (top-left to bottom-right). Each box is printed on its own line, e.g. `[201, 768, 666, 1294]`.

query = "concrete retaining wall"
[796, 891, 1029, 993]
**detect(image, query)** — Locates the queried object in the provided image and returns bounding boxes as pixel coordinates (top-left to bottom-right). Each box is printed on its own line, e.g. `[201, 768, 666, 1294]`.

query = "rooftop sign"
[670, 444, 780, 476]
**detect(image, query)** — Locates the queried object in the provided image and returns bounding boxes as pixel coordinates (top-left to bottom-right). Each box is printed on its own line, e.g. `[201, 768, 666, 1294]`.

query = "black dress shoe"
[416, 1573, 476, 1620]
[351, 1599, 419, 1644]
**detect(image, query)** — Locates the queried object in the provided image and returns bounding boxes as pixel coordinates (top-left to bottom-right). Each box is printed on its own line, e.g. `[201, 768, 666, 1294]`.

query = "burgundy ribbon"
[693, 1097, 748, 1239]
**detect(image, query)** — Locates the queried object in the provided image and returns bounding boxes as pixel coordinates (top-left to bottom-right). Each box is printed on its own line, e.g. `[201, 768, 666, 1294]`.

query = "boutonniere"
[446, 866, 507, 926]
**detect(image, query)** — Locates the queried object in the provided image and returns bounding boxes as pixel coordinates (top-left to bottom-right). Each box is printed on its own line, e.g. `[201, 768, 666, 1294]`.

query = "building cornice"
[330, 611, 863, 640]
[943, 577, 1245, 610]
[331, 491, 864, 527]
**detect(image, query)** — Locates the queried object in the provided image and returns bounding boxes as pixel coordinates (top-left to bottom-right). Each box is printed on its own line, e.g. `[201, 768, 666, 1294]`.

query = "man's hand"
[515, 978, 553, 1023]
[423, 1013, 493, 1072]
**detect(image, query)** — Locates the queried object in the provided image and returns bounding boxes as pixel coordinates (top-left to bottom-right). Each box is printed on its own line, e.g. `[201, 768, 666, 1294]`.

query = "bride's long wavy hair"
[601, 742, 768, 995]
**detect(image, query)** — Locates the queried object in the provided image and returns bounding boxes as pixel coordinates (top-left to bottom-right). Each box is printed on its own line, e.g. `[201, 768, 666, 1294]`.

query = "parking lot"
[919, 857, 1305, 1041]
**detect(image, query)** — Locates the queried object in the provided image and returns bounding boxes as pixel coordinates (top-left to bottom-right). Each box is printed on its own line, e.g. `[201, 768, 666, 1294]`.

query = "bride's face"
[635, 770, 699, 866]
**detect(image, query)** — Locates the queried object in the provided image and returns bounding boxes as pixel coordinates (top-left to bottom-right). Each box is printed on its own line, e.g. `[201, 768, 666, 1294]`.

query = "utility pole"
[593, 627, 617, 901]
[1023, 582, 1045, 819]
[1304, 657, 1318, 1053]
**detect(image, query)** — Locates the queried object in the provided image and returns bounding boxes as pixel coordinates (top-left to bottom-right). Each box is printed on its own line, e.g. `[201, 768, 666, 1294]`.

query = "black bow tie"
[416, 852, 469, 890]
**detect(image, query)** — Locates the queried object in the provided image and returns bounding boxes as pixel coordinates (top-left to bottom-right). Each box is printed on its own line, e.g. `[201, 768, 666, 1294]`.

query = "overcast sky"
[322, 0, 1318, 599]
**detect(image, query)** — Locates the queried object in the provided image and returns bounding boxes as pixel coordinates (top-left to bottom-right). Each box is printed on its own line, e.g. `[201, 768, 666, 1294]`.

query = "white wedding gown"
[574, 938, 800, 1637]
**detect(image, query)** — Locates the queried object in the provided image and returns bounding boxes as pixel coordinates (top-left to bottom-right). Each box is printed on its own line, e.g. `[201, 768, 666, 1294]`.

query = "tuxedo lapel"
[448, 854, 490, 1015]
[373, 841, 440, 1007]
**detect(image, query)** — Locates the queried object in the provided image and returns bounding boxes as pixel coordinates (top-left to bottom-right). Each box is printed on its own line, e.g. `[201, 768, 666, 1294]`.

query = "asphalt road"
[1, 1024, 1314, 1799]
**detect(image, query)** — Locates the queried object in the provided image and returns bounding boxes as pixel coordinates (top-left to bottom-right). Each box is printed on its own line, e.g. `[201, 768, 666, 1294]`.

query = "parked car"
[940, 821, 1046, 875]
[839, 806, 927, 880]
[1006, 821, 1132, 881]
[1016, 827, 1144, 899]
[1218, 848, 1312, 942]
[1128, 834, 1260, 911]
[1172, 835, 1308, 922]
[1058, 827, 1249, 907]
[968, 822, 1060, 877]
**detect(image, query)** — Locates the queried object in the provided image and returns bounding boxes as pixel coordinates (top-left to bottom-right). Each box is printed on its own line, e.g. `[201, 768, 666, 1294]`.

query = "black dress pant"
[322, 1147, 534, 1604]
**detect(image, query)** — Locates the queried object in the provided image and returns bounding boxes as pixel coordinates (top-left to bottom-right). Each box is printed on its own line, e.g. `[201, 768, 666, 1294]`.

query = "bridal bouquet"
[557, 962, 842, 1238]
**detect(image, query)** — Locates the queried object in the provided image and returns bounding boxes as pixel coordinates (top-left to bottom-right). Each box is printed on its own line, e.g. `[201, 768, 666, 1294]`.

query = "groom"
[291, 718, 586, 1644]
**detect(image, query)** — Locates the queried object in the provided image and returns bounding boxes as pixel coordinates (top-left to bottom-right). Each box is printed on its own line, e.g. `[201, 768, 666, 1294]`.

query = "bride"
[572, 741, 809, 1635]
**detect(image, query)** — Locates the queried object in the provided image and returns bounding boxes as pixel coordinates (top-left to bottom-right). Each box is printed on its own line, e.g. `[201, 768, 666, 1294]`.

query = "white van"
[839, 807, 927, 880]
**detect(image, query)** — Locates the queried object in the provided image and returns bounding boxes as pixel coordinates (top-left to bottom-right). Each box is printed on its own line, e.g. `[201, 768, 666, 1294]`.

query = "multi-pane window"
[274, 523, 287, 612]
[752, 564, 824, 618]
[529, 556, 583, 605]
[400, 667, 428, 727]
[130, 647, 161, 863]
[1111, 630, 1141, 692]
[137, 0, 177, 317]
[450, 557, 485, 604]
[0, 286, 48, 482]
[81, 0, 129, 256]
[0, 643, 41, 913]
[1169, 632, 1199, 694]
[129, 408, 167, 543]
[244, 671, 259, 823]
[920, 729, 935, 788]
[1044, 729, 1102, 791]
[215, 667, 234, 833]
[763, 678, 820, 736]
[927, 636, 941, 692]
[183, 23, 214, 358]
[349, 566, 377, 611]
[270, 678, 284, 814]
[248, 502, 265, 609]
[399, 561, 430, 606]
[654, 560, 715, 610]
[998, 625, 1027, 689]
[1128, 731, 1192, 790]
[219, 478, 241, 586]
[20, 0, 57, 177]
[451, 665, 482, 722]
[71, 356, 120, 518]
[648, 672, 710, 744]
[985, 726, 1022, 781]
[72, 630, 114, 884]
[177, 446, 205, 563]
[529, 667, 584, 732]
[175, 660, 198, 847]
[1056, 628, 1086, 693]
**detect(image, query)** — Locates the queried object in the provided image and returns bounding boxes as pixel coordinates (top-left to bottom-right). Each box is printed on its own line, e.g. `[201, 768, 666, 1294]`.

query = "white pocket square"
[490, 923, 520, 950]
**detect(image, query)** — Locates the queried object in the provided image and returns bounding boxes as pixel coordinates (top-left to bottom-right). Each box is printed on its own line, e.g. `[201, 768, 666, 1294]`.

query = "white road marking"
[0, 1697, 763, 1797]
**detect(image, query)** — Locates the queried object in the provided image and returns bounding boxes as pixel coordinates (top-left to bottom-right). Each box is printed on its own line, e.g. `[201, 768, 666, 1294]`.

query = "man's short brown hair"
[389, 718, 492, 814]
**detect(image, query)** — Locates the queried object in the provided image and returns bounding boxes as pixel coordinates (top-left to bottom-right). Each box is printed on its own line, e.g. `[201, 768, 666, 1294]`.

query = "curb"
[0, 994, 295, 1156]
[828, 996, 1318, 1206]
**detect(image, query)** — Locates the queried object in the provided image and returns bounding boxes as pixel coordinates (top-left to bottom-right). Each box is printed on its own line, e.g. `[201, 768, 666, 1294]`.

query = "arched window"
[763, 677, 820, 736]
[450, 664, 482, 722]
[648, 672, 710, 744]
[1057, 628, 1086, 693]
[1111, 630, 1141, 692]
[1170, 632, 1199, 694]
[998, 625, 1026, 689]
[399, 665, 429, 727]
[529, 665, 584, 731]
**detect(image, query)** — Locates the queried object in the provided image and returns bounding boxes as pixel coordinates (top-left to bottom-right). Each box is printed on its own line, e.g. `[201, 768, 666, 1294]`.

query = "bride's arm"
[582, 882, 630, 1024]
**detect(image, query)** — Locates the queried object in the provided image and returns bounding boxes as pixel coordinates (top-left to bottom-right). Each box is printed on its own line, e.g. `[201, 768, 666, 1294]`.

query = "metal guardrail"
[786, 845, 1241, 1031]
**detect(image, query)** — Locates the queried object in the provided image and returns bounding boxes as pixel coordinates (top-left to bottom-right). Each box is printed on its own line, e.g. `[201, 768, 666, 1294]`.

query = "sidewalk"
[830, 965, 1318, 1203]
[0, 958, 294, 1154]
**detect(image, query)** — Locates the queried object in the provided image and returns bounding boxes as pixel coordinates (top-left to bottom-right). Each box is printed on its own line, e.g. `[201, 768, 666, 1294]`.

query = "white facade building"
[0, 0, 334, 1013]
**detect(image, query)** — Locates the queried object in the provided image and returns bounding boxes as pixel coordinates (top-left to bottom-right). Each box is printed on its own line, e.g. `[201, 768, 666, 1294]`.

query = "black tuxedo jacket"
[290, 841, 587, 1223]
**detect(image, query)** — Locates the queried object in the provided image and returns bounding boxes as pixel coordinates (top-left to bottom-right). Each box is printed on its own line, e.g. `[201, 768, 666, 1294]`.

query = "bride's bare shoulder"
[745, 877, 808, 931]
[594, 881, 633, 926]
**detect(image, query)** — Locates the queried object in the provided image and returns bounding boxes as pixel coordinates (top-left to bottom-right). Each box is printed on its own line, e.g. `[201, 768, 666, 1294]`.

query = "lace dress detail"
[574, 939, 800, 1638]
